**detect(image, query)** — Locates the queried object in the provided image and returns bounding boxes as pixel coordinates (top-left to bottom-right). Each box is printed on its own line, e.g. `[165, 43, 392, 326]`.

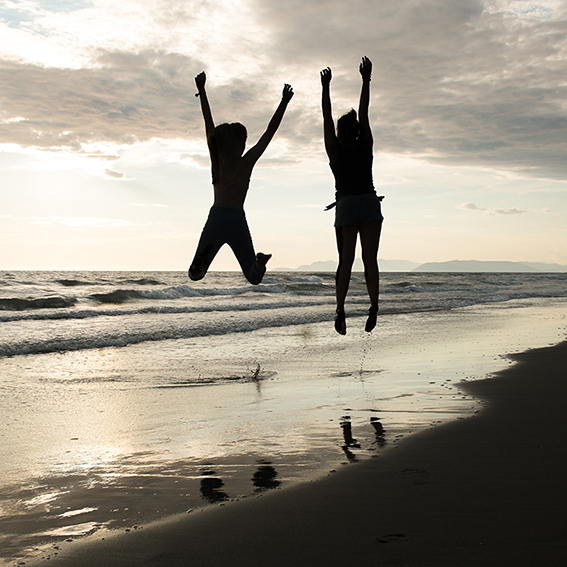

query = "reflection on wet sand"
[370, 416, 386, 447]
[339, 415, 387, 462]
[340, 416, 360, 448]
[252, 461, 281, 491]
[340, 416, 360, 462]
[199, 474, 228, 503]
[0, 414, 390, 563]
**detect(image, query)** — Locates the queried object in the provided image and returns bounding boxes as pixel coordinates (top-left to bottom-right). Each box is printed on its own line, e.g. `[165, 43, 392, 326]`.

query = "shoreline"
[25, 339, 567, 566]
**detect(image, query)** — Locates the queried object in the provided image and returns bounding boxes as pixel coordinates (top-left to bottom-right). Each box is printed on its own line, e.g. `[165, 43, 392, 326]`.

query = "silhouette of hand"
[359, 56, 372, 80]
[320, 67, 332, 86]
[195, 71, 206, 92]
[282, 83, 294, 103]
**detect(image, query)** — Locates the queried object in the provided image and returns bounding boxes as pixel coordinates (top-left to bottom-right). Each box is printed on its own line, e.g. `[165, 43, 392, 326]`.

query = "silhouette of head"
[337, 109, 359, 146]
[209, 122, 247, 183]
[211, 122, 247, 157]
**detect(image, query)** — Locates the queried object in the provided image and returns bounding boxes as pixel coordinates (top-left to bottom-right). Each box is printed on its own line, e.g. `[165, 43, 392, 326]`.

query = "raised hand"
[320, 67, 332, 86]
[195, 71, 206, 93]
[359, 56, 372, 80]
[282, 83, 294, 103]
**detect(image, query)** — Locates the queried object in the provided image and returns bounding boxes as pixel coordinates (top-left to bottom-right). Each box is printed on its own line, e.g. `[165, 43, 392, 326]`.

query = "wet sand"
[26, 339, 567, 566]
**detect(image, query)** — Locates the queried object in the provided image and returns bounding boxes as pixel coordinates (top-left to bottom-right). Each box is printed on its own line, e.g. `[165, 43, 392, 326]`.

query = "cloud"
[30, 216, 137, 227]
[104, 169, 125, 179]
[460, 202, 529, 215]
[0, 50, 207, 149]
[0, 48, 301, 156]
[0, 0, 566, 181]
[252, 0, 567, 179]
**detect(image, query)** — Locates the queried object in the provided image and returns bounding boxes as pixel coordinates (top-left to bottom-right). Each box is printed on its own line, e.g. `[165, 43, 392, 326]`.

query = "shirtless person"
[189, 72, 294, 284]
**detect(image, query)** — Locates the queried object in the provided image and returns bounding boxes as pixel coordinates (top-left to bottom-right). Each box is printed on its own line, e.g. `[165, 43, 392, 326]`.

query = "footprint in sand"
[401, 468, 430, 485]
[377, 533, 409, 544]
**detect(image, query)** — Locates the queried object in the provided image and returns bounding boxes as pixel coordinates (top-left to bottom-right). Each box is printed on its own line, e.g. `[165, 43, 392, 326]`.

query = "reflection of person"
[252, 463, 281, 491]
[370, 416, 386, 447]
[321, 57, 384, 334]
[189, 72, 294, 284]
[200, 476, 228, 503]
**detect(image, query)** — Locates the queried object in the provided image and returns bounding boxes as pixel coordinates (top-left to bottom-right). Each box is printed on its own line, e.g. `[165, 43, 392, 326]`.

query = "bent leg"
[227, 211, 266, 285]
[188, 212, 224, 281]
[335, 225, 358, 335]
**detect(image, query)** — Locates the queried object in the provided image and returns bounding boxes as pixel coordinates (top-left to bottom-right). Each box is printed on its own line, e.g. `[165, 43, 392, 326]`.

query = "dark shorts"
[334, 193, 384, 228]
[188, 206, 264, 285]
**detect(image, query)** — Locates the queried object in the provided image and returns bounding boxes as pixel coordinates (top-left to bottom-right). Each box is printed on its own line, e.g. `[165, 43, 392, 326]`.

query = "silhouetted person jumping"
[189, 72, 294, 284]
[321, 57, 384, 335]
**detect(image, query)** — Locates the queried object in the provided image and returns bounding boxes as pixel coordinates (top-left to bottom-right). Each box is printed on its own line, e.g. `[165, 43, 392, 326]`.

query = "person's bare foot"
[255, 252, 272, 272]
[335, 305, 346, 335]
[365, 302, 378, 333]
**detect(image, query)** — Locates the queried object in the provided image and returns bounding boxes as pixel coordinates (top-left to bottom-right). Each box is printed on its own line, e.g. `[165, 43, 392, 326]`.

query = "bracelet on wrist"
[362, 76, 371, 82]
[195, 90, 206, 97]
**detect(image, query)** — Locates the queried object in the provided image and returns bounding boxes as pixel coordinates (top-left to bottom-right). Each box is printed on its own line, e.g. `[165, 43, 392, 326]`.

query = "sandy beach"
[24, 324, 567, 566]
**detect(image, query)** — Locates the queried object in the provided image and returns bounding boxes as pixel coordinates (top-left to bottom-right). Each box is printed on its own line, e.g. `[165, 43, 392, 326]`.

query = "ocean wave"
[56, 279, 95, 287]
[121, 278, 164, 286]
[0, 306, 343, 358]
[383, 284, 426, 293]
[283, 284, 335, 296]
[0, 297, 333, 323]
[89, 290, 146, 304]
[88, 283, 291, 304]
[0, 296, 77, 311]
[386, 281, 425, 290]
[287, 276, 324, 283]
[483, 278, 523, 286]
[3, 271, 567, 359]
[250, 284, 287, 294]
[89, 286, 211, 304]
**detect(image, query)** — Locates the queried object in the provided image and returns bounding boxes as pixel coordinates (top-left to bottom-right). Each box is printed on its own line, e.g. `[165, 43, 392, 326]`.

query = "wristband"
[362, 77, 371, 82]
[195, 90, 206, 97]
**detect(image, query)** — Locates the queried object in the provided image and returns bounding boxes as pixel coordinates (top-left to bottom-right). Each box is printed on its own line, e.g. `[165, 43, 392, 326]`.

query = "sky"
[1, 0, 566, 271]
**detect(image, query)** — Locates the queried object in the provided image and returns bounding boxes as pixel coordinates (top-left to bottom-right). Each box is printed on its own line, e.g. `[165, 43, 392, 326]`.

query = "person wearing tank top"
[321, 57, 384, 335]
[331, 140, 375, 197]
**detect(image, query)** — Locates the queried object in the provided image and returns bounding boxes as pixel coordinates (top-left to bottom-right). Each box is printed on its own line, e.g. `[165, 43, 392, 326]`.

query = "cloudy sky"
[1, 0, 566, 270]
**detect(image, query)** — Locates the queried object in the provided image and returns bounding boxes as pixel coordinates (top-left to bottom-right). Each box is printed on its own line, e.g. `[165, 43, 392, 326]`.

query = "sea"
[2, 270, 566, 359]
[1, 270, 567, 564]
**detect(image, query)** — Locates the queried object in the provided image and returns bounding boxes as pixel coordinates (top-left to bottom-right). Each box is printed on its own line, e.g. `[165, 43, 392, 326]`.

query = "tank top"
[330, 139, 375, 199]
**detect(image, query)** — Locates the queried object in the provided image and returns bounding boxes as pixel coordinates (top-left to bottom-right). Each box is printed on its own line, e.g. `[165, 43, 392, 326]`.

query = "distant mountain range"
[412, 260, 567, 272]
[274, 259, 567, 273]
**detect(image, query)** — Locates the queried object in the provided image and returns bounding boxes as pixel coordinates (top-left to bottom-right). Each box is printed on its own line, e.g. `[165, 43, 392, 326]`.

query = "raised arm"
[358, 56, 373, 149]
[320, 67, 339, 163]
[243, 84, 294, 166]
[195, 72, 215, 140]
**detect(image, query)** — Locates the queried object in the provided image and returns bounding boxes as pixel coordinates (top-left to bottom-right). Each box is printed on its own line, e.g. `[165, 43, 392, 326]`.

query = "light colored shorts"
[334, 193, 384, 228]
